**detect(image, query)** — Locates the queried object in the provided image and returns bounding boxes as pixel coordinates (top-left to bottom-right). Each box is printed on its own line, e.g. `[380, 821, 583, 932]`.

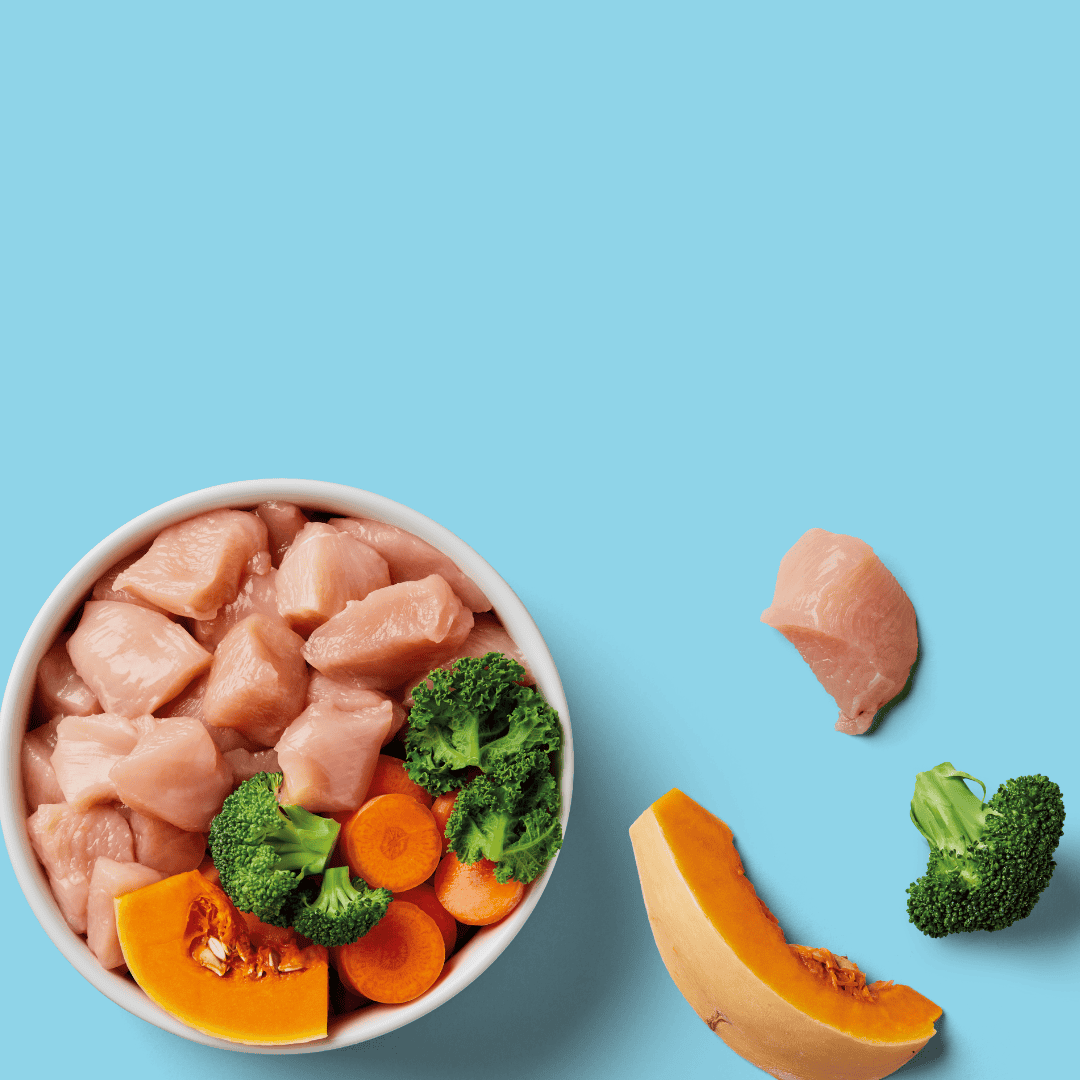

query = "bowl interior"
[0, 479, 572, 1054]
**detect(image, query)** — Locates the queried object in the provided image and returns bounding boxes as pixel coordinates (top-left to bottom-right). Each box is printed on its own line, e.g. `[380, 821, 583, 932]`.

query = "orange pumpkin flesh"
[630, 790, 942, 1080]
[115, 870, 329, 1045]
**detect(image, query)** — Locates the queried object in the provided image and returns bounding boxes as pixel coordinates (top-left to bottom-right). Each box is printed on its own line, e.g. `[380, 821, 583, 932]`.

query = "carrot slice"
[395, 883, 458, 957]
[364, 755, 434, 808]
[335, 900, 445, 1003]
[340, 793, 442, 892]
[430, 790, 458, 854]
[433, 852, 525, 926]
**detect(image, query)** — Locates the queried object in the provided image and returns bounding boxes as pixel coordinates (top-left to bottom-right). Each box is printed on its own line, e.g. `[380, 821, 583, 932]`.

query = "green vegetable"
[906, 762, 1065, 938]
[444, 748, 563, 884]
[405, 653, 561, 795]
[290, 866, 392, 947]
[208, 772, 341, 927]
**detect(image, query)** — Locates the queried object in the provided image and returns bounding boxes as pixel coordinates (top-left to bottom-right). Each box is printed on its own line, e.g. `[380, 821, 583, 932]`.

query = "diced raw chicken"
[67, 601, 212, 717]
[275, 522, 391, 636]
[26, 803, 133, 933]
[192, 568, 285, 650]
[329, 517, 491, 612]
[302, 575, 475, 690]
[50, 713, 155, 810]
[155, 670, 209, 723]
[21, 717, 64, 812]
[305, 673, 406, 744]
[34, 636, 102, 722]
[402, 612, 534, 706]
[761, 528, 919, 734]
[126, 810, 207, 875]
[109, 717, 234, 832]
[91, 548, 172, 615]
[224, 747, 280, 784]
[202, 614, 309, 746]
[86, 857, 165, 969]
[275, 701, 392, 812]
[112, 510, 269, 620]
[256, 500, 309, 567]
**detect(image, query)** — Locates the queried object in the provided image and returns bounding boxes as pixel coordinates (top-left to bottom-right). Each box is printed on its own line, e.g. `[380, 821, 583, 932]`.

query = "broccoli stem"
[910, 763, 995, 886]
[266, 803, 341, 875]
[313, 865, 363, 914]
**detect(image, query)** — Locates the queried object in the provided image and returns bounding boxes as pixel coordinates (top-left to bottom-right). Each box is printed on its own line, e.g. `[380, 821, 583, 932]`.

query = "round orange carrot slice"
[335, 900, 445, 1004]
[394, 883, 458, 957]
[340, 793, 442, 892]
[433, 852, 525, 926]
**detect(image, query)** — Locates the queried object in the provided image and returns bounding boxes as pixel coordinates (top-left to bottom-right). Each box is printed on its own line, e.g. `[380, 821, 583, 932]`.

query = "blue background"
[2, 4, 1076, 1078]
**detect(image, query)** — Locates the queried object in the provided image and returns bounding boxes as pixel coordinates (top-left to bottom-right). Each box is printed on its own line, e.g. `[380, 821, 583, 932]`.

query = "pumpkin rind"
[630, 790, 941, 1080]
[115, 869, 329, 1045]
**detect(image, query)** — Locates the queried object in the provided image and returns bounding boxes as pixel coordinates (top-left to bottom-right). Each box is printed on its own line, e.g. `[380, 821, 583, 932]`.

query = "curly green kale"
[906, 762, 1065, 938]
[405, 653, 561, 795]
[444, 749, 563, 884]
[290, 866, 392, 947]
[208, 772, 341, 927]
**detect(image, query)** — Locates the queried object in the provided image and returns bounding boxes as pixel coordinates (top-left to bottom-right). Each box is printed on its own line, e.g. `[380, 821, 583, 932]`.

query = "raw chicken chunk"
[126, 810, 207, 875]
[112, 509, 269, 620]
[275, 701, 392, 812]
[109, 717, 234, 832]
[21, 717, 64, 812]
[761, 528, 918, 734]
[302, 575, 475, 690]
[34, 636, 102, 722]
[203, 614, 309, 746]
[26, 803, 133, 933]
[67, 601, 212, 717]
[224, 746, 280, 784]
[192, 567, 285, 650]
[402, 612, 534, 706]
[50, 713, 155, 810]
[86, 857, 166, 969]
[305, 673, 406, 744]
[255, 500, 309, 567]
[330, 517, 491, 612]
[155, 670, 209, 723]
[91, 549, 172, 614]
[275, 522, 391, 636]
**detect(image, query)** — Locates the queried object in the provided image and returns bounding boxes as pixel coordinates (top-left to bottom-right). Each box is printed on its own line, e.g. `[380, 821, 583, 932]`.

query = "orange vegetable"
[433, 851, 524, 926]
[394, 883, 458, 957]
[364, 754, 434, 807]
[335, 899, 445, 1003]
[340, 793, 442, 891]
[630, 790, 942, 1079]
[430, 789, 458, 853]
[115, 869, 329, 1045]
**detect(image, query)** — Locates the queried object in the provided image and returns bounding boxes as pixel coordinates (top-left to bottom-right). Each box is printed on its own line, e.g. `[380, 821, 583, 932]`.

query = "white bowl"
[0, 479, 573, 1054]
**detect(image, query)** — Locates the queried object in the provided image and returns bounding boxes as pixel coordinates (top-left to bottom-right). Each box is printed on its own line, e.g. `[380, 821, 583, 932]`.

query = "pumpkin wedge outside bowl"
[1, 479, 573, 1054]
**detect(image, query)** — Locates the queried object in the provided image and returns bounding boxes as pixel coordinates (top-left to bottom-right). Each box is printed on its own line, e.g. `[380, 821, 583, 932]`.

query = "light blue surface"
[1, 4, 1076, 1077]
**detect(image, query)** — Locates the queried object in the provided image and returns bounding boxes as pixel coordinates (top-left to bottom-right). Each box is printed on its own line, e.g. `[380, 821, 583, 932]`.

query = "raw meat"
[26, 803, 133, 933]
[112, 509, 269, 620]
[67, 601, 212, 717]
[86, 857, 166, 968]
[330, 517, 491, 612]
[760, 528, 918, 734]
[126, 810, 207, 875]
[255, 500, 309, 567]
[302, 575, 474, 690]
[21, 717, 64, 812]
[50, 713, 155, 810]
[34, 636, 102, 721]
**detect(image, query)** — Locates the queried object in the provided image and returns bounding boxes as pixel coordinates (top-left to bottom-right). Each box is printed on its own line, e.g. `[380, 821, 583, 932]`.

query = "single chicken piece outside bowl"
[0, 479, 573, 1054]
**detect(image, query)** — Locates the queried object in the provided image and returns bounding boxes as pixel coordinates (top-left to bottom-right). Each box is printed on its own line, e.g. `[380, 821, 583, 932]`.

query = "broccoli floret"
[906, 762, 1065, 938]
[406, 653, 561, 795]
[290, 866, 392, 947]
[208, 772, 341, 927]
[444, 749, 563, 884]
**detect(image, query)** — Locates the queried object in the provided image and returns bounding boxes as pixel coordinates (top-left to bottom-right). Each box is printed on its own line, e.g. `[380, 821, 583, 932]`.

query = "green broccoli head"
[445, 748, 562, 884]
[290, 866, 392, 947]
[406, 653, 561, 795]
[208, 772, 341, 927]
[906, 764, 1065, 938]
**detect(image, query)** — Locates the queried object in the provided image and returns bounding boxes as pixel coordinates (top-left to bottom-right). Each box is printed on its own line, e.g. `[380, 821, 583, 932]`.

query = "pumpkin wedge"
[115, 869, 329, 1045]
[630, 790, 941, 1080]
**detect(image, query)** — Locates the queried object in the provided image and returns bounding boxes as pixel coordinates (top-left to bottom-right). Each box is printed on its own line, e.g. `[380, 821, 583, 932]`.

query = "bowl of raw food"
[0, 479, 573, 1053]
